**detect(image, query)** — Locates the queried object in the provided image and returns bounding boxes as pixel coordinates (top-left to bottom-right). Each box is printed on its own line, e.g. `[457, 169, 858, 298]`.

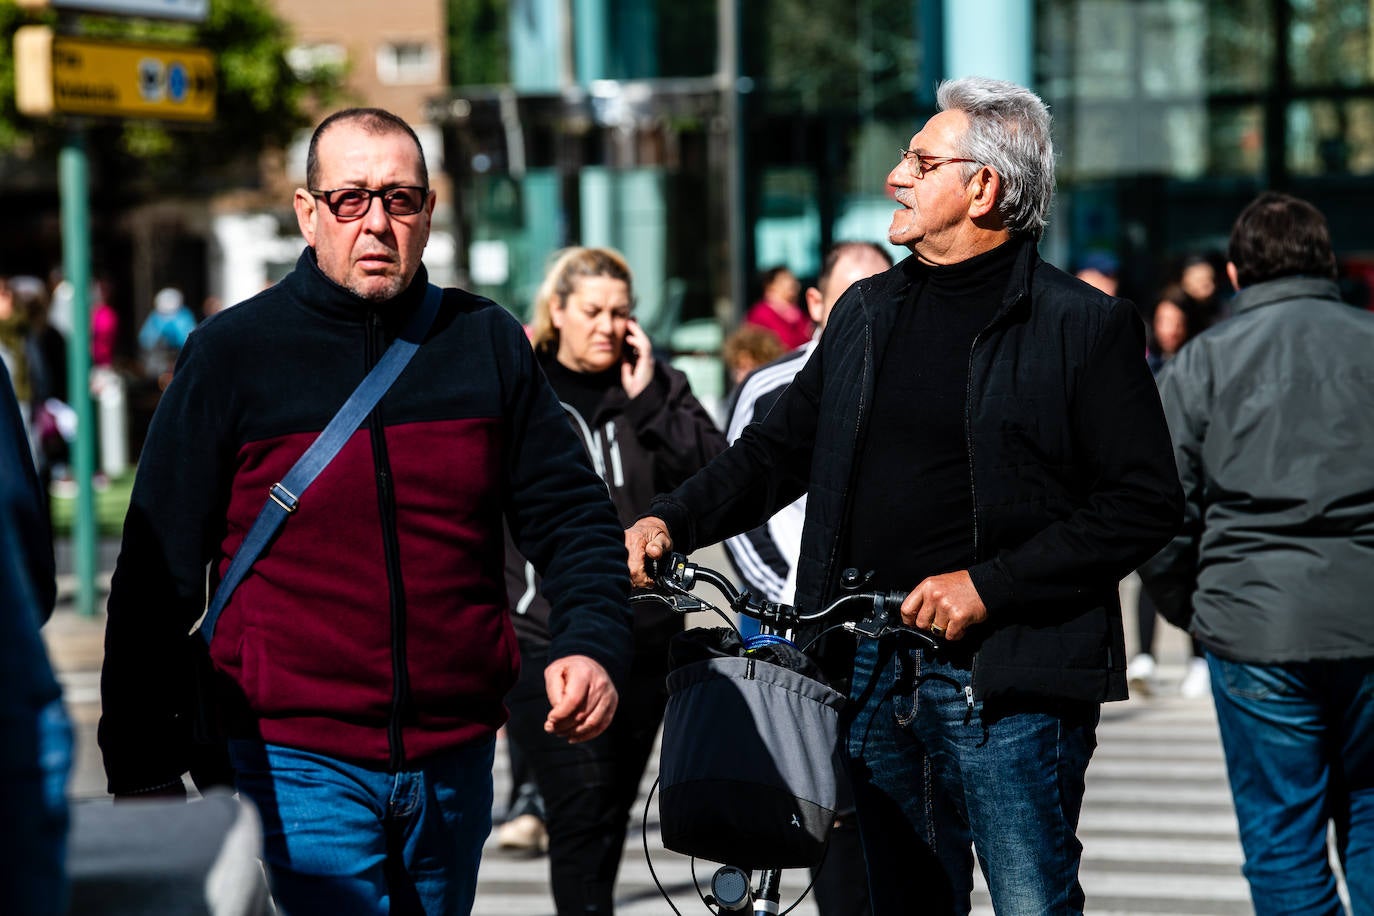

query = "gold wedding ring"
[931, 624, 945, 636]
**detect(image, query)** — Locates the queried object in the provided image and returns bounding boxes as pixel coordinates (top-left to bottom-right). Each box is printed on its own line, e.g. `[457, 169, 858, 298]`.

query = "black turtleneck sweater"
[844, 239, 1020, 593]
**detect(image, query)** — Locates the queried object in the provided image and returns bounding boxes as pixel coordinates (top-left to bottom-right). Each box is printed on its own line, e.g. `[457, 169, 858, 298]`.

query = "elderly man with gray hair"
[626, 77, 1182, 913]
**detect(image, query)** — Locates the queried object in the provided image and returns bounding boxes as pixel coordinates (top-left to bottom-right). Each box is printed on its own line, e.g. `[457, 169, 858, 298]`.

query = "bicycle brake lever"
[632, 592, 706, 614]
[844, 591, 943, 651]
[843, 619, 942, 651]
[888, 624, 942, 651]
[843, 617, 889, 639]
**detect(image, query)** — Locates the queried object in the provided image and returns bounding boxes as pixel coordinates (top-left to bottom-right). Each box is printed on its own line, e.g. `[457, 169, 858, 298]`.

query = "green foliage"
[448, 0, 509, 85]
[0, 1, 55, 155]
[0, 0, 345, 190]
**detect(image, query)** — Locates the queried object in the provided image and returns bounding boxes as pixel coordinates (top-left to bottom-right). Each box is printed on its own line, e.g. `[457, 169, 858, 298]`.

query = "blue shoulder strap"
[198, 283, 444, 645]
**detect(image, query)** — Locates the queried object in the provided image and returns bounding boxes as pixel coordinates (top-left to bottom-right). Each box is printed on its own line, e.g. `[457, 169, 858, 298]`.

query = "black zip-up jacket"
[650, 240, 1183, 705]
[100, 250, 632, 794]
[506, 351, 725, 651]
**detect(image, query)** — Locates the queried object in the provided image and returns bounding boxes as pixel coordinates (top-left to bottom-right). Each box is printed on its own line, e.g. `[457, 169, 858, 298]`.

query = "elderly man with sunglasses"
[628, 78, 1182, 914]
[100, 108, 632, 915]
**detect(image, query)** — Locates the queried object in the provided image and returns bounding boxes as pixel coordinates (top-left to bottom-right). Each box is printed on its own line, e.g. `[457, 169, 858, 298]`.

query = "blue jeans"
[843, 640, 1098, 915]
[228, 737, 495, 916]
[0, 698, 72, 915]
[1207, 652, 1374, 915]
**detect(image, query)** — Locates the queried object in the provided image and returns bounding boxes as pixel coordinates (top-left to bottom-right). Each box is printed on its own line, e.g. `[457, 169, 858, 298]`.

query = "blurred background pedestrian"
[1073, 251, 1120, 298]
[721, 323, 786, 393]
[1131, 282, 1208, 697]
[743, 265, 811, 351]
[137, 287, 197, 389]
[504, 246, 725, 914]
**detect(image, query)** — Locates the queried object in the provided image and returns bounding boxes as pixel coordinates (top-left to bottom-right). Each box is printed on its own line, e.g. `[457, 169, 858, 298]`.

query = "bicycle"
[631, 552, 941, 915]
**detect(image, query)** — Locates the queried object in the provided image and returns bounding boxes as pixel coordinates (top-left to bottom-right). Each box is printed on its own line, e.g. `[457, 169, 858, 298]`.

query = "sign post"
[59, 131, 98, 620]
[13, 2, 216, 615]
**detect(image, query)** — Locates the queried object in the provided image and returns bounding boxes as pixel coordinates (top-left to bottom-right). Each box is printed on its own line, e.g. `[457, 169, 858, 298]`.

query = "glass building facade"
[432, 0, 1374, 388]
[1041, 0, 1374, 305]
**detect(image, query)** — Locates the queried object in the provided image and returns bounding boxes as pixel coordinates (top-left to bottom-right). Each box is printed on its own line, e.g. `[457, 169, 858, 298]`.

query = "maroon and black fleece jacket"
[99, 250, 632, 794]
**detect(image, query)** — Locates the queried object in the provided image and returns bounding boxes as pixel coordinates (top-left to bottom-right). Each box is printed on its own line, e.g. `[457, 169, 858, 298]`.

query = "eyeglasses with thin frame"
[309, 186, 430, 219]
[896, 149, 978, 179]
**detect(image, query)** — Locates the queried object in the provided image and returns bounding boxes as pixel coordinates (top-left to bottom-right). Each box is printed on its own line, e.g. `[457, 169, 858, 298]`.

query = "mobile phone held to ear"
[622, 320, 640, 364]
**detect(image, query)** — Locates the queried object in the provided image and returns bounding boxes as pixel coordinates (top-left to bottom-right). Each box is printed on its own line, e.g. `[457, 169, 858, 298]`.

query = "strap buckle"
[268, 482, 299, 513]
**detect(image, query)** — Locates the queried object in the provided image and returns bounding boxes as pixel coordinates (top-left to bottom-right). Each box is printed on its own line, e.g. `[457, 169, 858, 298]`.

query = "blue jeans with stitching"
[228, 736, 494, 916]
[1207, 652, 1374, 915]
[843, 639, 1098, 915]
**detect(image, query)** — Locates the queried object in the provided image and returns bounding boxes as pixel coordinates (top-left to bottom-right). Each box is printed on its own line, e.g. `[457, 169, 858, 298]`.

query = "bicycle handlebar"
[634, 552, 942, 651]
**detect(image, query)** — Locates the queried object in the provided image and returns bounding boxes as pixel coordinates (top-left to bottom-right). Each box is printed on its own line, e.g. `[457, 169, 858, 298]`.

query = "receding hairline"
[818, 241, 892, 293]
[306, 108, 428, 189]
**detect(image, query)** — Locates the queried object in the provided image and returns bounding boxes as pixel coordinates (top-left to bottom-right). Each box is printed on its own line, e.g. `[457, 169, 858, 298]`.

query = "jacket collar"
[865, 235, 1038, 322]
[284, 247, 429, 325]
[1230, 276, 1343, 315]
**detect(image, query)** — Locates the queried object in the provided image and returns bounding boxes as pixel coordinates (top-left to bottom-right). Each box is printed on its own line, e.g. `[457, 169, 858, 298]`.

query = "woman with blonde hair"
[504, 246, 724, 914]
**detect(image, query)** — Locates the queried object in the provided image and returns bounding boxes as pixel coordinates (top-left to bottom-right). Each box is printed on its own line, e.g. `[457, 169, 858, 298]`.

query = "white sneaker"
[496, 813, 549, 853]
[1127, 653, 1156, 697]
[1180, 658, 1211, 699]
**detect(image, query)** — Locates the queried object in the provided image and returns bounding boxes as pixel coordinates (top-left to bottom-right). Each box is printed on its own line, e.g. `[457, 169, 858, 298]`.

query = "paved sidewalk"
[45, 569, 113, 801]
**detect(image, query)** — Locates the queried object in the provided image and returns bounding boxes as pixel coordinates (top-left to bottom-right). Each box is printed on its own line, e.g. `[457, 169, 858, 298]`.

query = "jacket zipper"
[367, 310, 410, 771]
[963, 281, 1025, 700]
[823, 320, 874, 602]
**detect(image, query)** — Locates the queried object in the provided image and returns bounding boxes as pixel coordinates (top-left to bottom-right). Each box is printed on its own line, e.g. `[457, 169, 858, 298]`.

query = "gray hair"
[936, 77, 1054, 238]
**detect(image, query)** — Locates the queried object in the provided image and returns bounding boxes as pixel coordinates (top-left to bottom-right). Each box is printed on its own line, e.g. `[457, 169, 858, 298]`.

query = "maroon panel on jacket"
[210, 418, 517, 766]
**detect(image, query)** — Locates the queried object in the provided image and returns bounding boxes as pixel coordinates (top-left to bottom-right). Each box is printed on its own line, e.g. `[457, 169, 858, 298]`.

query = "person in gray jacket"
[1140, 191, 1374, 915]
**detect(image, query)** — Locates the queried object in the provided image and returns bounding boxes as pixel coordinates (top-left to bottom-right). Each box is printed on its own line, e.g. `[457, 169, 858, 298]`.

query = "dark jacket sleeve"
[649, 330, 822, 551]
[1136, 346, 1210, 626]
[1, 364, 56, 625]
[621, 364, 727, 493]
[500, 318, 633, 682]
[966, 299, 1184, 612]
[0, 364, 62, 714]
[100, 334, 235, 794]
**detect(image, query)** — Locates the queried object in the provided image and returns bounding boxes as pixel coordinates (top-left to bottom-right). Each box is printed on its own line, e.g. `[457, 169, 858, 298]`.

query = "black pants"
[810, 803, 873, 916]
[506, 639, 671, 915]
[1136, 587, 1203, 659]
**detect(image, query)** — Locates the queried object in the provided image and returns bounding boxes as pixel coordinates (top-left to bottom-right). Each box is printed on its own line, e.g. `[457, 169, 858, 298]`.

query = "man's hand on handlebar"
[901, 570, 988, 642]
[625, 516, 672, 587]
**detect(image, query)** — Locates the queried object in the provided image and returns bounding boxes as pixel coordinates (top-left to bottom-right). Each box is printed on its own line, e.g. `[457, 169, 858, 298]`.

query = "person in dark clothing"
[1140, 192, 1374, 915]
[0, 363, 72, 915]
[1130, 283, 1208, 698]
[1177, 253, 1228, 329]
[99, 109, 633, 916]
[723, 240, 893, 916]
[504, 246, 725, 915]
[626, 77, 1182, 914]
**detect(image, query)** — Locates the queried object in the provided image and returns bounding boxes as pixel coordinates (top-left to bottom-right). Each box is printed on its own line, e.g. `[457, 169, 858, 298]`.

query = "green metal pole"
[60, 127, 97, 618]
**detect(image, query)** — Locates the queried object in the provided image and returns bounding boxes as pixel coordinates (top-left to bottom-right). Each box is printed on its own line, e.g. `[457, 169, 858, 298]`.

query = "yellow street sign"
[15, 27, 216, 122]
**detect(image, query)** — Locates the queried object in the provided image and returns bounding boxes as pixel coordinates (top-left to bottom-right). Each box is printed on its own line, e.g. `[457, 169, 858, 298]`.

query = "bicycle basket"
[658, 627, 845, 869]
